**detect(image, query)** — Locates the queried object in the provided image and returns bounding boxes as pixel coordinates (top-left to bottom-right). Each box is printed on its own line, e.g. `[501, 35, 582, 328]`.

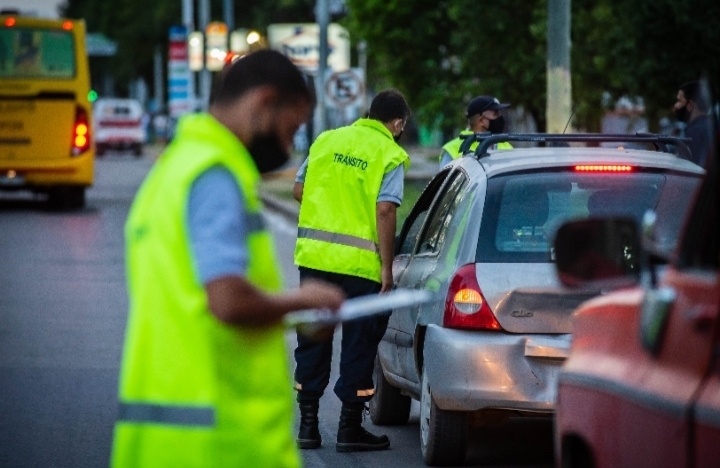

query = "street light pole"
[546, 0, 572, 133]
[198, 0, 211, 110]
[182, 0, 196, 111]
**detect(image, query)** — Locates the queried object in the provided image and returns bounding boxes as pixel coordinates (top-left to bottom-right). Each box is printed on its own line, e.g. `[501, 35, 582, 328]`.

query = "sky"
[0, 0, 63, 18]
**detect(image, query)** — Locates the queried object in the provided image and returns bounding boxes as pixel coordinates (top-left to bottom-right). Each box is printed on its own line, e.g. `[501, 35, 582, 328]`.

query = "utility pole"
[316, 0, 329, 134]
[154, 46, 164, 113]
[223, 0, 234, 32]
[546, 0, 572, 133]
[198, 0, 211, 110]
[181, 0, 196, 111]
[357, 40, 367, 115]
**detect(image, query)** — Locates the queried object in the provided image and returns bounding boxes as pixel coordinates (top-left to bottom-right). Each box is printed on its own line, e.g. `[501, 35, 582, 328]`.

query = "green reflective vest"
[112, 114, 299, 468]
[295, 118, 409, 282]
[440, 130, 513, 161]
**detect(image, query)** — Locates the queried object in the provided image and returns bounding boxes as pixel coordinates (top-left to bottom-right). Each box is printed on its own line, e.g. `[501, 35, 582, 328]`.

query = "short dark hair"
[211, 49, 314, 106]
[368, 89, 410, 123]
[679, 80, 710, 112]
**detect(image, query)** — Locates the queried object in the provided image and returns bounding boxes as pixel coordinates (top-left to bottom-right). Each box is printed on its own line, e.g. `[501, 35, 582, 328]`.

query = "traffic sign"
[205, 22, 228, 71]
[324, 68, 364, 108]
[168, 25, 192, 118]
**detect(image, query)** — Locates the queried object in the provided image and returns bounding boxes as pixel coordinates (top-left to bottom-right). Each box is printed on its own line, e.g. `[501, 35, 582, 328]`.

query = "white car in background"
[93, 98, 146, 157]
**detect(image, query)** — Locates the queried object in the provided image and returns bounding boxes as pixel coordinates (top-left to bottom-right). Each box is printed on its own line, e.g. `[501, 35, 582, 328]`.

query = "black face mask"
[394, 130, 404, 143]
[674, 105, 690, 123]
[487, 115, 506, 134]
[247, 133, 290, 174]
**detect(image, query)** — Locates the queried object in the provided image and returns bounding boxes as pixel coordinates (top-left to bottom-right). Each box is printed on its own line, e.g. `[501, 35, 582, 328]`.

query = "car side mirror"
[554, 217, 641, 289]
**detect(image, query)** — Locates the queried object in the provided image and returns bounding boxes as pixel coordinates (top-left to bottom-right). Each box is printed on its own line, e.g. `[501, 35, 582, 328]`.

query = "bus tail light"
[71, 106, 90, 156]
[443, 264, 502, 331]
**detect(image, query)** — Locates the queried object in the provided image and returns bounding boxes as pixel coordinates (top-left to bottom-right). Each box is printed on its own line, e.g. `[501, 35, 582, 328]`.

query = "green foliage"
[63, 0, 720, 131]
[345, 0, 720, 134]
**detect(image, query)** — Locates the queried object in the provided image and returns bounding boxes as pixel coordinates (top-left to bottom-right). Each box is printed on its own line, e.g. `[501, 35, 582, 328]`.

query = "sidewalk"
[259, 145, 440, 222]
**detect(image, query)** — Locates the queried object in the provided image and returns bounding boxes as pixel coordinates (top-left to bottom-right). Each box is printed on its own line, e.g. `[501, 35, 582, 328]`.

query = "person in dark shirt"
[674, 80, 717, 169]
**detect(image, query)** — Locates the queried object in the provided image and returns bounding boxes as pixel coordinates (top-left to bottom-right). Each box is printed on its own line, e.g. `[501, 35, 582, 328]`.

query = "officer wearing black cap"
[439, 95, 512, 168]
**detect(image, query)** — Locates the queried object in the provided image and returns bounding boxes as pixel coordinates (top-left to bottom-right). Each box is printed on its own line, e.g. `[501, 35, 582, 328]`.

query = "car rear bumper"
[424, 324, 570, 412]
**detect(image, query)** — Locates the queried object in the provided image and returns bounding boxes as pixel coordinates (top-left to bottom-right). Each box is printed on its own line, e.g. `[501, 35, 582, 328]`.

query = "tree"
[344, 0, 720, 135]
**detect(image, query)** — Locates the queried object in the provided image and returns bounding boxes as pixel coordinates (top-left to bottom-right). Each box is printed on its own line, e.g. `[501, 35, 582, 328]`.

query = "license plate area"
[0, 171, 26, 187]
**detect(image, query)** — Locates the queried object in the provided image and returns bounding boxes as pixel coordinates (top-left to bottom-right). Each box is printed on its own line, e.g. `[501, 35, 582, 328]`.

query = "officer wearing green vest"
[292, 90, 411, 452]
[439, 95, 513, 168]
[111, 50, 345, 468]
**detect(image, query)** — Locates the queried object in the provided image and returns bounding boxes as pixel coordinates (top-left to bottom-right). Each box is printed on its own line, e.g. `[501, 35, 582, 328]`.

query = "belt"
[297, 227, 378, 253]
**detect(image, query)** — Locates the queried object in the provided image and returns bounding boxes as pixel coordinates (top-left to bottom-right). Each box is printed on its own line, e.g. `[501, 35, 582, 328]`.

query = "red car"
[553, 144, 720, 467]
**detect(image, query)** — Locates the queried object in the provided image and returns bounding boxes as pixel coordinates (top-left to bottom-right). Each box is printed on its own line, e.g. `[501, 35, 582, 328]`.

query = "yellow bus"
[0, 13, 93, 209]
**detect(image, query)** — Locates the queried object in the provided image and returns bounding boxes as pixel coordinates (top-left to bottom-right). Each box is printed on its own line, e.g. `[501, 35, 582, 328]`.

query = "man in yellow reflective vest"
[111, 50, 345, 468]
[293, 89, 411, 452]
[439, 95, 513, 168]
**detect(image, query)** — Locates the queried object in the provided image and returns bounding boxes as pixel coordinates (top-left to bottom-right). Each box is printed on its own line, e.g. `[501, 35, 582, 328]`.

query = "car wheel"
[370, 355, 411, 425]
[420, 366, 469, 466]
[133, 144, 143, 157]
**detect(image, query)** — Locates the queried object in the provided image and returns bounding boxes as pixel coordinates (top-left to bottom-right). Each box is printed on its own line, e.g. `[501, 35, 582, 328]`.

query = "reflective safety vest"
[112, 114, 299, 468]
[295, 118, 409, 282]
[440, 130, 513, 161]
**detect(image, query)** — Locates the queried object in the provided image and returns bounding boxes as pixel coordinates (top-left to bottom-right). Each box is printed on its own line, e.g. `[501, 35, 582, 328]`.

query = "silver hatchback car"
[370, 134, 704, 466]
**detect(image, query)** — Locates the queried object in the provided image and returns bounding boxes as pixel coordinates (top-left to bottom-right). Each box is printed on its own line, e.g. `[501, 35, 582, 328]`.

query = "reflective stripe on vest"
[118, 402, 215, 427]
[297, 227, 379, 253]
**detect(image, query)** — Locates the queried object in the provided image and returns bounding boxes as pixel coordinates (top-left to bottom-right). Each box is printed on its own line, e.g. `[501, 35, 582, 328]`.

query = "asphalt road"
[0, 148, 554, 468]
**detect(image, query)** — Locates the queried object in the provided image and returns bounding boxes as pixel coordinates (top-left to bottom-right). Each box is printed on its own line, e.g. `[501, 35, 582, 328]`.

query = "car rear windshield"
[0, 27, 75, 79]
[98, 102, 141, 119]
[477, 169, 700, 263]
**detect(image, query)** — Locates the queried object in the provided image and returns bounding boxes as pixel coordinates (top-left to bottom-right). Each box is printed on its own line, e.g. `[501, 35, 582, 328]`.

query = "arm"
[293, 182, 304, 203]
[293, 157, 309, 202]
[206, 276, 344, 326]
[376, 201, 397, 293]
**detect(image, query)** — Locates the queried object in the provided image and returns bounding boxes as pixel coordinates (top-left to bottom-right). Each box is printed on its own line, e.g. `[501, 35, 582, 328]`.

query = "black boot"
[297, 401, 322, 449]
[336, 403, 390, 452]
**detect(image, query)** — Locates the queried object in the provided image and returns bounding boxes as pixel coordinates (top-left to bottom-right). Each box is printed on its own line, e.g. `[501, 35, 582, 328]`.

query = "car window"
[416, 171, 467, 255]
[477, 169, 701, 263]
[396, 171, 450, 255]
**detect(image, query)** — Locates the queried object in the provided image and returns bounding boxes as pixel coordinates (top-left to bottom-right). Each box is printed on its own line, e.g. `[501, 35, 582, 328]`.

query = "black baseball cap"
[466, 95, 511, 117]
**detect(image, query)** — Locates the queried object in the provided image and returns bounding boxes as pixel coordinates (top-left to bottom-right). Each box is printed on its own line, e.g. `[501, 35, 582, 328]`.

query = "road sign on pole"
[324, 68, 364, 109]
[168, 25, 192, 118]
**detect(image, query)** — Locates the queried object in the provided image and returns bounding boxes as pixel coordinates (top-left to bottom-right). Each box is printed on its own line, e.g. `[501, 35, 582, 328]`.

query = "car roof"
[468, 146, 705, 177]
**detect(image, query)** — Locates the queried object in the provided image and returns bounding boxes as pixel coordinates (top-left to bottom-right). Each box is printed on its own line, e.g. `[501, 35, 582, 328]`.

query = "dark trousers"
[294, 267, 389, 405]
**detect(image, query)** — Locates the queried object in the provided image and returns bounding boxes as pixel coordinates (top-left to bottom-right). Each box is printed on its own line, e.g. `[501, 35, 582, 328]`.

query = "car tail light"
[443, 264, 502, 330]
[4, 17, 16, 27]
[574, 165, 633, 172]
[72, 106, 91, 156]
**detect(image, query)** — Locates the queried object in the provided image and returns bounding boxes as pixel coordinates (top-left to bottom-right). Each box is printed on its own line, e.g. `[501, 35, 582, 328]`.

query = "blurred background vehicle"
[553, 139, 720, 466]
[93, 98, 146, 157]
[0, 12, 93, 209]
[371, 134, 704, 466]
